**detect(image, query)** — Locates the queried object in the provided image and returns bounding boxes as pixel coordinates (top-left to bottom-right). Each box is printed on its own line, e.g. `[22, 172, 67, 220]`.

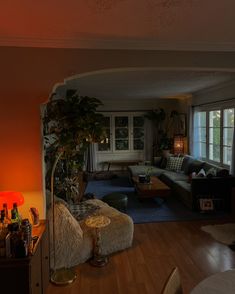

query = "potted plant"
[145, 108, 178, 157]
[43, 89, 106, 203]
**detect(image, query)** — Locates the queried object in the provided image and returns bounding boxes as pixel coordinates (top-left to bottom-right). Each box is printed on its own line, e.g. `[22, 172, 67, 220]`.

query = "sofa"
[128, 155, 234, 211]
[48, 198, 134, 269]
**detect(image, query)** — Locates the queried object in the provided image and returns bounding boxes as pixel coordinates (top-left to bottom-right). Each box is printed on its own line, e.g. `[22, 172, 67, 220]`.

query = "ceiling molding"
[1, 36, 235, 52]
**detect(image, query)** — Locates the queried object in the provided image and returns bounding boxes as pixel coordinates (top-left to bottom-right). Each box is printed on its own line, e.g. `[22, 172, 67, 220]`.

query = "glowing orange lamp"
[173, 134, 184, 154]
[0, 191, 24, 211]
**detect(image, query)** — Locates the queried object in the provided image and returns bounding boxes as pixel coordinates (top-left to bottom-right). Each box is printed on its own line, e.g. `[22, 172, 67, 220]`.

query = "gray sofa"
[128, 155, 234, 211]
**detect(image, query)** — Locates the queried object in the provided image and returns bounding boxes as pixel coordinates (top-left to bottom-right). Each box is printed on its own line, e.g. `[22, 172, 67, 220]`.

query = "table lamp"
[173, 134, 184, 154]
[0, 191, 24, 211]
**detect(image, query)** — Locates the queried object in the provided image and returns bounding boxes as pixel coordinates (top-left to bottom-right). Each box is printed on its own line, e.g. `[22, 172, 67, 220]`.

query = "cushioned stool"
[102, 193, 128, 212]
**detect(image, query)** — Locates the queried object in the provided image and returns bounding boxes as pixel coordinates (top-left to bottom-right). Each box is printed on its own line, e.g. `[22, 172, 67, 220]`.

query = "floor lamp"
[50, 150, 77, 285]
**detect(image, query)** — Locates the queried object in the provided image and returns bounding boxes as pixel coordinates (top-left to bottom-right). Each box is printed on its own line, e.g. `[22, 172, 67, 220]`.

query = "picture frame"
[199, 199, 214, 211]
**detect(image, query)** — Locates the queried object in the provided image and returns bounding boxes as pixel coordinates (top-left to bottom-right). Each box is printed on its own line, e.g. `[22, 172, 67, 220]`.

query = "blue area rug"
[85, 175, 228, 224]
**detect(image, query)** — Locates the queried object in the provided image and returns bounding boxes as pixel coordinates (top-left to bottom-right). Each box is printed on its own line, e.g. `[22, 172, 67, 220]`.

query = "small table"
[190, 269, 235, 294]
[132, 176, 171, 199]
[85, 215, 111, 267]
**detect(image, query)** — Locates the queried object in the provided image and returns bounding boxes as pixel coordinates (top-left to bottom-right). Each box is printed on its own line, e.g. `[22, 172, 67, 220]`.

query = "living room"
[1, 1, 235, 293]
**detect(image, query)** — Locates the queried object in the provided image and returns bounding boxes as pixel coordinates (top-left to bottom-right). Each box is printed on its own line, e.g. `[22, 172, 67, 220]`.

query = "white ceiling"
[2, 1, 235, 99]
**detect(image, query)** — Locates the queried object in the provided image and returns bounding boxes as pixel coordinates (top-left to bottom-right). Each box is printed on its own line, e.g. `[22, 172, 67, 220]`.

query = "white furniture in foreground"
[191, 269, 235, 294]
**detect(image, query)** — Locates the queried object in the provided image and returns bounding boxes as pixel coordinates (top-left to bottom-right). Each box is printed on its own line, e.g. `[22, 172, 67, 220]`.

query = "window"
[193, 106, 234, 167]
[194, 111, 206, 158]
[98, 116, 111, 151]
[223, 109, 234, 165]
[209, 110, 221, 162]
[98, 113, 145, 152]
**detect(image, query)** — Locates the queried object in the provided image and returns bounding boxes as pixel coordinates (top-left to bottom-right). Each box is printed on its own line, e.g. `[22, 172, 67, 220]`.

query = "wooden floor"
[46, 219, 235, 294]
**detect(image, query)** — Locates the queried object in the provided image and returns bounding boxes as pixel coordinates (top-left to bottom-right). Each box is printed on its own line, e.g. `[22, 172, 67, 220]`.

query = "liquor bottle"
[13, 203, 22, 225]
[0, 210, 10, 257]
[11, 209, 18, 224]
[3, 203, 10, 223]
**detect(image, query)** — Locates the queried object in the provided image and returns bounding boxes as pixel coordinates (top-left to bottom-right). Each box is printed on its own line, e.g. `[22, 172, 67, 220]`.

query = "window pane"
[209, 144, 220, 162]
[115, 116, 128, 127]
[133, 116, 144, 127]
[198, 127, 206, 142]
[209, 110, 221, 127]
[223, 146, 232, 165]
[209, 128, 220, 144]
[223, 128, 234, 146]
[98, 117, 111, 151]
[198, 142, 206, 158]
[224, 109, 234, 127]
[133, 128, 144, 138]
[194, 112, 206, 127]
[115, 128, 128, 139]
[115, 140, 128, 150]
[134, 139, 144, 150]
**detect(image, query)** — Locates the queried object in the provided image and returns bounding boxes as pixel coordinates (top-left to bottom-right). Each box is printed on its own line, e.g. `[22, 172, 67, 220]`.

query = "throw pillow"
[206, 167, 217, 178]
[166, 156, 184, 172]
[69, 201, 100, 221]
[187, 160, 205, 175]
[196, 168, 206, 177]
[216, 168, 229, 177]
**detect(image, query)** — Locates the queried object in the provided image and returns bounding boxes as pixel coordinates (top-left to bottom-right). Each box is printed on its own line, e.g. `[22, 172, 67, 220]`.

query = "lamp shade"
[0, 191, 24, 210]
[173, 135, 184, 154]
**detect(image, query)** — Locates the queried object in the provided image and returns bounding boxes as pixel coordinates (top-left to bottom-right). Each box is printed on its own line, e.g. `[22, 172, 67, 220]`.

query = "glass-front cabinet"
[115, 116, 129, 150]
[133, 116, 145, 150]
[98, 112, 145, 153]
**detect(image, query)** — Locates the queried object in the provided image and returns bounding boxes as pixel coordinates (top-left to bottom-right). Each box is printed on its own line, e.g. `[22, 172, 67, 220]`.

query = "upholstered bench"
[102, 193, 128, 212]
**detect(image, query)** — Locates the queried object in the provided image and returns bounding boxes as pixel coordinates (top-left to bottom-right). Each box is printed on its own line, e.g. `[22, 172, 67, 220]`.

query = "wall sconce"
[173, 135, 184, 154]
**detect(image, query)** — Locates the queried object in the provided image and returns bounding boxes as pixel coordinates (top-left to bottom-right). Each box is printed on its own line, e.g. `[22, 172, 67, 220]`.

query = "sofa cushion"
[181, 155, 194, 174]
[160, 171, 188, 187]
[166, 156, 184, 172]
[128, 165, 164, 177]
[187, 159, 205, 175]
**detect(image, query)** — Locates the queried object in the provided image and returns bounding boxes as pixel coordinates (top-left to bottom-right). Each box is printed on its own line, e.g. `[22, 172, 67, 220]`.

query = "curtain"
[86, 143, 97, 172]
[144, 119, 154, 162]
[230, 129, 235, 175]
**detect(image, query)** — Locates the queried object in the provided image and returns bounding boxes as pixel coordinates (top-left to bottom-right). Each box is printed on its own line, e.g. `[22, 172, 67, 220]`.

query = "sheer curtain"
[144, 119, 154, 162]
[230, 129, 235, 175]
[86, 143, 97, 172]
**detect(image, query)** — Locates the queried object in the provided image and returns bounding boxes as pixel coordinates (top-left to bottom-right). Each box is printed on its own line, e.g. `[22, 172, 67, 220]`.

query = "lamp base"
[90, 255, 109, 267]
[50, 268, 77, 286]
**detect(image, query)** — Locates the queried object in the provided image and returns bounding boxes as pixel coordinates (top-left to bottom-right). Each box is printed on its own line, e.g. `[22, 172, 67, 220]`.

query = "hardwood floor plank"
[46, 219, 235, 294]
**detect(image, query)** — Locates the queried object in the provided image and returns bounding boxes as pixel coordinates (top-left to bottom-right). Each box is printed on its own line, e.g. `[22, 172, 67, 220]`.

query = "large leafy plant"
[43, 89, 106, 201]
[145, 108, 179, 155]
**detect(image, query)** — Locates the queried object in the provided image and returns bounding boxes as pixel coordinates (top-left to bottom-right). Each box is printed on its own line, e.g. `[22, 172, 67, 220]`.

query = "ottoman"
[102, 193, 128, 212]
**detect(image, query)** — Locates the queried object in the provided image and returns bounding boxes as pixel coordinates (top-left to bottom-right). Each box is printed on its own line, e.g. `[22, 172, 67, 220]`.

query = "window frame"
[193, 103, 235, 168]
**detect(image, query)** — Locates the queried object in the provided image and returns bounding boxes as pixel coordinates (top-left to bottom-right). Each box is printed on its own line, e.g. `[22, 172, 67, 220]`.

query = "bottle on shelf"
[0, 210, 11, 257]
[13, 202, 22, 225]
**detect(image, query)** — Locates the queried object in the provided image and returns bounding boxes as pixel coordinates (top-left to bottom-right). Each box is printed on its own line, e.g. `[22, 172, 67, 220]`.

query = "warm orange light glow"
[0, 191, 24, 210]
[174, 135, 184, 154]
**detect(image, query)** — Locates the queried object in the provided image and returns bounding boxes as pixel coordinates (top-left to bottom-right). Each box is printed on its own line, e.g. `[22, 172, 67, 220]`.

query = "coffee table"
[132, 176, 171, 199]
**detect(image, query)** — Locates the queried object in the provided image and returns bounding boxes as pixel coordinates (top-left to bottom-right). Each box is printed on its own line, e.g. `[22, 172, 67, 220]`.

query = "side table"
[85, 215, 111, 267]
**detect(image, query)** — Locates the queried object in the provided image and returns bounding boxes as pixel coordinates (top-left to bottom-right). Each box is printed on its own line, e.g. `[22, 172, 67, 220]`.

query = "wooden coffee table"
[132, 176, 171, 199]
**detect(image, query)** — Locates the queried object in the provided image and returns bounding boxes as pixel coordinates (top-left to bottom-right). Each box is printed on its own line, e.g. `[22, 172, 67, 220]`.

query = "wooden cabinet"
[0, 220, 49, 294]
